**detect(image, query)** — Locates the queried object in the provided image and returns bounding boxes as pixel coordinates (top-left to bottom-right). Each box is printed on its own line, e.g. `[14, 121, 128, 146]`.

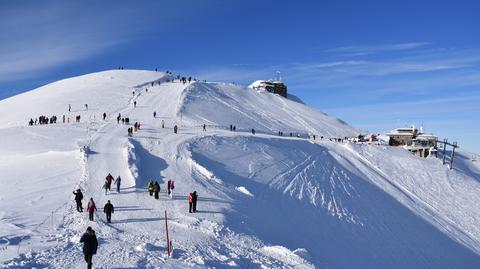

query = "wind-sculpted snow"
[188, 135, 480, 268]
[188, 136, 363, 223]
[179, 82, 358, 138]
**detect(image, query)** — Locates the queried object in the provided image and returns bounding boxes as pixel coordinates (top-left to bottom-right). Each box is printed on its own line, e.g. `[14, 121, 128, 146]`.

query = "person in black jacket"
[153, 181, 160, 199]
[192, 191, 198, 213]
[73, 189, 84, 212]
[103, 200, 114, 223]
[80, 226, 98, 269]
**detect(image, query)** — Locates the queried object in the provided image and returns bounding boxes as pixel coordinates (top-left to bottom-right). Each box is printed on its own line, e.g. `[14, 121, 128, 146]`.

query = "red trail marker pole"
[165, 210, 170, 257]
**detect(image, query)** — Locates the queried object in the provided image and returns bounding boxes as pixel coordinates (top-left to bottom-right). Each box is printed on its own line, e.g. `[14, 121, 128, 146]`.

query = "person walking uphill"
[168, 179, 175, 198]
[114, 176, 121, 193]
[103, 200, 114, 223]
[105, 173, 114, 191]
[87, 198, 97, 221]
[147, 180, 154, 196]
[153, 181, 160, 199]
[73, 189, 84, 212]
[192, 191, 198, 213]
[102, 180, 108, 195]
[80, 226, 98, 269]
[188, 192, 193, 213]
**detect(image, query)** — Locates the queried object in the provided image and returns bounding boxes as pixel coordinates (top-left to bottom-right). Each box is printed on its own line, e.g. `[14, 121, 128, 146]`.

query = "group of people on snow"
[118, 115, 130, 125]
[102, 173, 121, 194]
[28, 115, 58, 125]
[176, 75, 195, 84]
[147, 179, 175, 199]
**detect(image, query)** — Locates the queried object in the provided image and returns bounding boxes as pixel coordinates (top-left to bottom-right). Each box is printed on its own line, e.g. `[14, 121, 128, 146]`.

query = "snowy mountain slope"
[187, 135, 480, 268]
[178, 82, 357, 138]
[0, 70, 167, 128]
[1, 69, 479, 268]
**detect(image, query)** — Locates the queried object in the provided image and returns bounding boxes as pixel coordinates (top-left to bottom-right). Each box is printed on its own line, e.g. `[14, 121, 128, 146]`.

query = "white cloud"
[325, 42, 430, 55]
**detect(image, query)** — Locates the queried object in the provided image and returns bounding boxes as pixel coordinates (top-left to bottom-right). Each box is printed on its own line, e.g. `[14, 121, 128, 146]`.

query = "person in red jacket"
[87, 198, 97, 221]
[169, 180, 175, 198]
[188, 192, 193, 213]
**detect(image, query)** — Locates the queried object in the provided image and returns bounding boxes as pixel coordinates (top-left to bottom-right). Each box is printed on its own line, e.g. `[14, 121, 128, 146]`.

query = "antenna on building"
[275, 71, 282, 82]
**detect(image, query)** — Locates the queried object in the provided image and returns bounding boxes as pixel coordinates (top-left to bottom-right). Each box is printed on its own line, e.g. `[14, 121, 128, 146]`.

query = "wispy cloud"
[0, 1, 192, 82]
[325, 42, 430, 56]
[0, 3, 118, 80]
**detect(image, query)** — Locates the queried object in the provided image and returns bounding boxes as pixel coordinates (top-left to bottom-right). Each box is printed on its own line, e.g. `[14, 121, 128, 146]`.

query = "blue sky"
[1, 0, 479, 153]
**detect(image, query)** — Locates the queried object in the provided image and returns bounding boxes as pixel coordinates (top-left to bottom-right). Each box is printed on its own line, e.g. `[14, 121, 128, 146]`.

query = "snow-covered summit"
[0, 70, 168, 128]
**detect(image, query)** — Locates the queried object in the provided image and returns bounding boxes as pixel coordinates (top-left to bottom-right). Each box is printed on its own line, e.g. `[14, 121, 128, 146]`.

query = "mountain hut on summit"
[386, 125, 437, 158]
[249, 80, 287, 98]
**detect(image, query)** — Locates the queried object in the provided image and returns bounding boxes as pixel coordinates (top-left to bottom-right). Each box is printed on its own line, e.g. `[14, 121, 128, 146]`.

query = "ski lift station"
[386, 125, 437, 158]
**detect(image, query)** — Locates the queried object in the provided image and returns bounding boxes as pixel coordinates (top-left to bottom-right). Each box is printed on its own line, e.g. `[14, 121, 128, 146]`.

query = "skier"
[188, 192, 193, 213]
[103, 200, 114, 223]
[203, 124, 206, 131]
[192, 191, 198, 213]
[167, 180, 171, 196]
[147, 180, 154, 196]
[105, 173, 114, 191]
[169, 179, 175, 198]
[251, 128, 256, 135]
[114, 176, 121, 193]
[230, 124, 233, 131]
[102, 112, 106, 120]
[85, 104, 88, 110]
[134, 101, 137, 108]
[153, 181, 160, 199]
[153, 111, 156, 118]
[161, 119, 165, 128]
[173, 125, 178, 134]
[73, 189, 84, 212]
[80, 226, 98, 269]
[68, 104, 71, 112]
[87, 198, 97, 221]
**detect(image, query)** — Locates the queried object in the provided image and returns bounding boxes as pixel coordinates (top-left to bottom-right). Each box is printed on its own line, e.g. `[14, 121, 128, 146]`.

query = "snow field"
[1, 70, 479, 268]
